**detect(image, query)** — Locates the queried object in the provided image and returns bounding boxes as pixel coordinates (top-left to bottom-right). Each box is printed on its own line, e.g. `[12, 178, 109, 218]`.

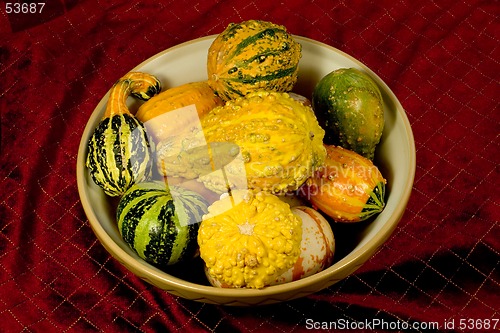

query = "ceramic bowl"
[77, 35, 416, 306]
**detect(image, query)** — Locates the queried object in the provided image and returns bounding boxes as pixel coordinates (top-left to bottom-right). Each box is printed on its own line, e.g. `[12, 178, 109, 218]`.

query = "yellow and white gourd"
[205, 205, 335, 287]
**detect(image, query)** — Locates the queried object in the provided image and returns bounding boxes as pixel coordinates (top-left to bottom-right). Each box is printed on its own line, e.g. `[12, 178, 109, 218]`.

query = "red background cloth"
[1, 0, 498, 332]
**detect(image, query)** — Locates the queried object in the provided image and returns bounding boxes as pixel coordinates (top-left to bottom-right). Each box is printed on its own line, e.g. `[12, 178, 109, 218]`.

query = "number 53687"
[5, 2, 46, 14]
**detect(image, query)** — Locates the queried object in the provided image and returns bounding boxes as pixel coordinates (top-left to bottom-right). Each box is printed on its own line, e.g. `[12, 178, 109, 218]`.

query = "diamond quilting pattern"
[1, 0, 498, 332]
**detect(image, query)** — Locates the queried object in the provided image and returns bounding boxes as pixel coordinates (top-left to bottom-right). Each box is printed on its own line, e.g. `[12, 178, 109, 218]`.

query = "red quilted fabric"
[1, 0, 498, 332]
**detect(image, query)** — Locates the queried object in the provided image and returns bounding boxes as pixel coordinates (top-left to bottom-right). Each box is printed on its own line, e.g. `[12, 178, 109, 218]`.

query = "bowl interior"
[77, 35, 415, 306]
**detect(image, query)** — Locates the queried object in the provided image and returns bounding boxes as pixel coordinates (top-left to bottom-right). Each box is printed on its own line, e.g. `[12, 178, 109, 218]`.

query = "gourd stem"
[103, 72, 161, 119]
[103, 79, 133, 118]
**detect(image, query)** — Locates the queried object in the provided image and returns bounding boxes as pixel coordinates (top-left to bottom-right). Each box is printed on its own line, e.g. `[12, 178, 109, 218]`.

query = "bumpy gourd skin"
[207, 20, 302, 101]
[194, 91, 326, 194]
[198, 190, 302, 289]
[312, 68, 384, 160]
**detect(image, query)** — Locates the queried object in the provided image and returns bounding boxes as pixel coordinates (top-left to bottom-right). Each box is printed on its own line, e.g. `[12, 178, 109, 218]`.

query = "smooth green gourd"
[312, 68, 384, 160]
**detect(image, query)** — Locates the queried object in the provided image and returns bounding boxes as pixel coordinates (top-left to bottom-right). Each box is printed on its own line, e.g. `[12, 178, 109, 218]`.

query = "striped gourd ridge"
[86, 72, 161, 196]
[360, 180, 385, 220]
[302, 145, 386, 223]
[207, 19, 302, 101]
[117, 181, 209, 267]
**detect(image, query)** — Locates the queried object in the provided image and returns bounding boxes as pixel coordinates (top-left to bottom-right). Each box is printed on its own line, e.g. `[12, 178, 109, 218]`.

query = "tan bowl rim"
[76, 35, 416, 301]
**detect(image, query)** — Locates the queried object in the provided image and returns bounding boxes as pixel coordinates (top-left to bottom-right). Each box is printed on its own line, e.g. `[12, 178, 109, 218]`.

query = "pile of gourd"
[86, 20, 386, 289]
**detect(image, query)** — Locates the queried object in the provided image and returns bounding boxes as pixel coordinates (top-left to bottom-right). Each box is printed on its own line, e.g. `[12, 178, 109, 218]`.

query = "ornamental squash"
[135, 81, 224, 143]
[117, 181, 209, 266]
[86, 72, 161, 196]
[207, 20, 302, 101]
[300, 145, 386, 222]
[198, 190, 302, 289]
[312, 68, 384, 160]
[156, 91, 327, 194]
[205, 205, 335, 287]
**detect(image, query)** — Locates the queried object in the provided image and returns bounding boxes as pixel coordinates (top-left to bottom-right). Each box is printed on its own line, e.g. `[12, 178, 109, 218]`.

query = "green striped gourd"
[117, 181, 209, 266]
[301, 145, 386, 222]
[207, 20, 302, 101]
[86, 72, 161, 196]
[312, 68, 384, 160]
